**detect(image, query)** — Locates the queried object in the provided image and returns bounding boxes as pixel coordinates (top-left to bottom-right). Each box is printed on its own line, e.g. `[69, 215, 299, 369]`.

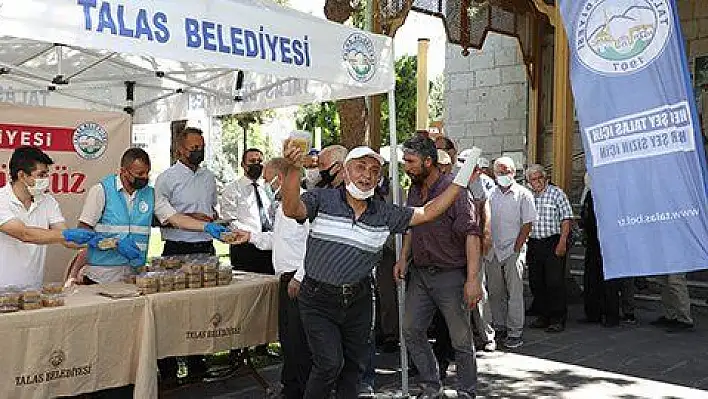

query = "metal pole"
[387, 79, 409, 396]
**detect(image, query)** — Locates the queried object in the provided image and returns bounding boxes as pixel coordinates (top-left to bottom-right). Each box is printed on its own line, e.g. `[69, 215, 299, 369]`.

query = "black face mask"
[246, 163, 263, 180]
[187, 149, 205, 165]
[317, 163, 339, 188]
[131, 176, 149, 190]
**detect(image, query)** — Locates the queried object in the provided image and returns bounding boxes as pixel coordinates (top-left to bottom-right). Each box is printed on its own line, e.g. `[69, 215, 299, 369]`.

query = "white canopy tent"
[0, 0, 396, 124]
[0, 0, 410, 396]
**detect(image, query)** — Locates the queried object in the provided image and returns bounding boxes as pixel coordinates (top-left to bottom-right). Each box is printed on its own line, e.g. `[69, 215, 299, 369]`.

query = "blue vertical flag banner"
[559, 0, 708, 279]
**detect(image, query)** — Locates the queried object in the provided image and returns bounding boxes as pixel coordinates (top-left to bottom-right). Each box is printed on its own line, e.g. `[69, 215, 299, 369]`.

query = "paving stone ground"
[162, 299, 708, 399]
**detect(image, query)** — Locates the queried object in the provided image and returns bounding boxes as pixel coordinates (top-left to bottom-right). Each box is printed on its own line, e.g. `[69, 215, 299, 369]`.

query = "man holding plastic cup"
[280, 139, 483, 399]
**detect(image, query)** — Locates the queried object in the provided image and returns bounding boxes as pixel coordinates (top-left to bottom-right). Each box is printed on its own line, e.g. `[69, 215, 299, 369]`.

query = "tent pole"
[387, 88, 408, 397]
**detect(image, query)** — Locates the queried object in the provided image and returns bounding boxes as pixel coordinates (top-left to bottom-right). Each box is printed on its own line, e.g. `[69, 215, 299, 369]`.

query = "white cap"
[345, 146, 385, 166]
[437, 149, 452, 165]
[456, 147, 482, 168]
[477, 157, 490, 168]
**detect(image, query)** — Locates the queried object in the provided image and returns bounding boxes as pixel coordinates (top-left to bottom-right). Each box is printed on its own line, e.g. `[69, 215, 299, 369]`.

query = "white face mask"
[496, 174, 514, 188]
[344, 168, 375, 200]
[346, 181, 375, 200]
[305, 168, 321, 185]
[27, 177, 50, 197]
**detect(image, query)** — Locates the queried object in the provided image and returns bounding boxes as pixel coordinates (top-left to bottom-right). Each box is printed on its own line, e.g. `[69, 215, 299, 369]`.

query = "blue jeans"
[299, 276, 373, 399]
[403, 266, 477, 396]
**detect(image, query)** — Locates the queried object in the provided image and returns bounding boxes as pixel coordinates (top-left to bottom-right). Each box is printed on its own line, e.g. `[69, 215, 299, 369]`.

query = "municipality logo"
[49, 350, 66, 368]
[73, 122, 108, 160]
[342, 33, 377, 83]
[575, 0, 672, 75]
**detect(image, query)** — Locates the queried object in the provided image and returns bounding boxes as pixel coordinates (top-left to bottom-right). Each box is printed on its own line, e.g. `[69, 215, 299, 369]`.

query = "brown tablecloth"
[0, 284, 152, 399]
[0, 274, 279, 399]
[149, 273, 279, 358]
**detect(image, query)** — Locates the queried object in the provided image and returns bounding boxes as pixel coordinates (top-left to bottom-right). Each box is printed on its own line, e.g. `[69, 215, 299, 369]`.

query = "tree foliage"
[295, 54, 430, 148]
[220, 111, 276, 170]
[429, 74, 445, 122]
[295, 102, 341, 147]
[381, 55, 418, 146]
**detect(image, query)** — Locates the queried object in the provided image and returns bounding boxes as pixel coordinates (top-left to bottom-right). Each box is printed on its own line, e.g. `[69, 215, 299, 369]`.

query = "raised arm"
[282, 144, 308, 220]
[409, 149, 479, 226]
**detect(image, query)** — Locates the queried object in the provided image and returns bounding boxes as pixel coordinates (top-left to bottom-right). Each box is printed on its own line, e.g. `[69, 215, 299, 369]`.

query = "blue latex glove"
[204, 222, 229, 240]
[117, 237, 142, 261]
[62, 229, 97, 245]
[129, 255, 147, 268]
[86, 234, 106, 249]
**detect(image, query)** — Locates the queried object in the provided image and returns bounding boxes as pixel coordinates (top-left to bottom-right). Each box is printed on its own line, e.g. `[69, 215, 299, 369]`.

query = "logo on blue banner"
[560, 0, 708, 279]
[575, 0, 672, 75]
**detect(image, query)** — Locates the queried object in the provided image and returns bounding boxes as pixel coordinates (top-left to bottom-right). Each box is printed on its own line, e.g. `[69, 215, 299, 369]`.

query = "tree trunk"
[323, 0, 411, 150]
[337, 98, 368, 149]
[324, 0, 367, 150]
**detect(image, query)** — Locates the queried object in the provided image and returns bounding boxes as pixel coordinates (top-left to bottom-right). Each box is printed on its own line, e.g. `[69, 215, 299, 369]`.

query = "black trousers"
[279, 272, 312, 399]
[527, 235, 567, 323]
[583, 242, 618, 323]
[230, 243, 274, 275]
[583, 243, 632, 325]
[299, 276, 372, 399]
[158, 240, 215, 381]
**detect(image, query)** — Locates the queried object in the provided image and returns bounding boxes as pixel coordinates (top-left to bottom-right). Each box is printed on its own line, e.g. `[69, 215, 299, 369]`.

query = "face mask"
[496, 174, 514, 188]
[305, 168, 321, 186]
[344, 168, 375, 200]
[131, 177, 149, 190]
[317, 163, 339, 188]
[187, 149, 205, 165]
[246, 164, 263, 180]
[27, 177, 50, 197]
[346, 181, 375, 200]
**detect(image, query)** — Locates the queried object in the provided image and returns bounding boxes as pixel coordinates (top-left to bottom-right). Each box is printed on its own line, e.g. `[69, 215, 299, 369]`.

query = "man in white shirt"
[486, 157, 537, 349]
[0, 146, 98, 287]
[155, 127, 219, 257]
[78, 148, 229, 285]
[221, 148, 275, 274]
[231, 158, 310, 399]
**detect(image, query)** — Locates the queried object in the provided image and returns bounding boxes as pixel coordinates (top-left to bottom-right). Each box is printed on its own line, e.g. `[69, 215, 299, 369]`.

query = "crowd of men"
[0, 127, 696, 399]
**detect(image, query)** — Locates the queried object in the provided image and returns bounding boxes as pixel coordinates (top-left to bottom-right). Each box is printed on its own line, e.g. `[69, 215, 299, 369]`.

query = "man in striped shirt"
[525, 164, 573, 333]
[281, 143, 482, 399]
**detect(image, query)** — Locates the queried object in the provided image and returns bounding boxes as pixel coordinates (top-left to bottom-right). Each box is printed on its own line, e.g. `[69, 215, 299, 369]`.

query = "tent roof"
[0, 0, 395, 123]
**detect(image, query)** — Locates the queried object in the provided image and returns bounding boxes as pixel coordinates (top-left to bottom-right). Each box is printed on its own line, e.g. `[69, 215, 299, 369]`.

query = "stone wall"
[443, 32, 528, 164]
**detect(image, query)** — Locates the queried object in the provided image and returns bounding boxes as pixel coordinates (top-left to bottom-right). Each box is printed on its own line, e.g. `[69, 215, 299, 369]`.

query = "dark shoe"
[666, 320, 694, 333]
[546, 323, 565, 333]
[650, 316, 677, 327]
[358, 384, 375, 398]
[529, 317, 550, 329]
[603, 319, 620, 328]
[503, 336, 523, 349]
[620, 314, 638, 326]
[439, 359, 449, 381]
[525, 307, 540, 317]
